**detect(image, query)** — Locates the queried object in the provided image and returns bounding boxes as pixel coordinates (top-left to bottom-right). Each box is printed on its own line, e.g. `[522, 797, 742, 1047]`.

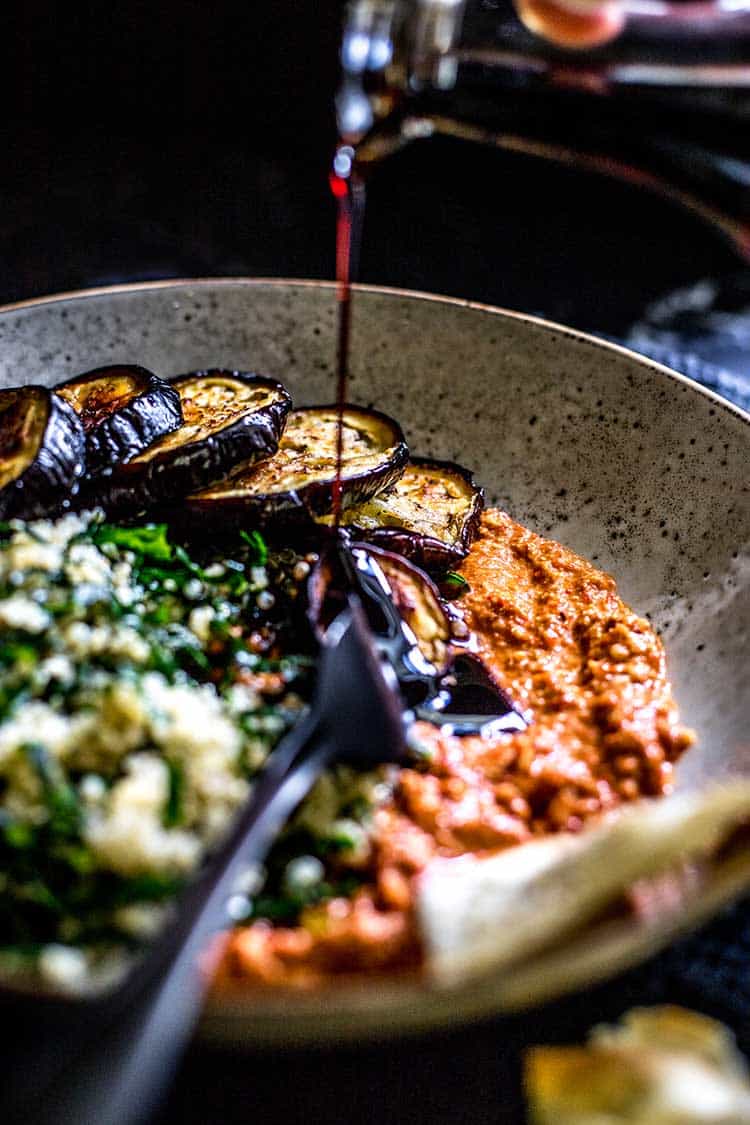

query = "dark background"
[3, 0, 742, 334]
[4, 2, 750, 1122]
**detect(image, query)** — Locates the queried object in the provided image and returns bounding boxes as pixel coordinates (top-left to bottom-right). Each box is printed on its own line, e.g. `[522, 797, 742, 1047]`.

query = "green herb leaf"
[0, 642, 38, 670]
[239, 529, 268, 567]
[174, 545, 204, 577]
[443, 571, 470, 593]
[2, 821, 34, 849]
[50, 841, 96, 874]
[112, 872, 185, 906]
[163, 760, 184, 828]
[22, 743, 81, 837]
[93, 523, 173, 561]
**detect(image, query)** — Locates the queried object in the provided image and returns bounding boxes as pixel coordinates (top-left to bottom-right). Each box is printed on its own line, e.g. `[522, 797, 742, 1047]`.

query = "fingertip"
[516, 0, 625, 48]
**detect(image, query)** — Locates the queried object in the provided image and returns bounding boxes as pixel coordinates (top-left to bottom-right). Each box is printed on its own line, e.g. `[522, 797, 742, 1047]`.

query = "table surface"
[5, 4, 750, 1122]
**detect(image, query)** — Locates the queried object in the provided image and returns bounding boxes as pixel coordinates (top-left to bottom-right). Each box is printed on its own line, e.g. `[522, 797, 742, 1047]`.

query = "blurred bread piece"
[418, 783, 750, 988]
[526, 1005, 750, 1124]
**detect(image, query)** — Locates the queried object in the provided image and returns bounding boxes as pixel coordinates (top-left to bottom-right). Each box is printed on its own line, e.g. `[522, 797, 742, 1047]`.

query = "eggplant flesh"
[86, 371, 291, 513]
[320, 458, 484, 571]
[0, 387, 85, 520]
[56, 365, 182, 477]
[187, 405, 408, 525]
[308, 541, 450, 676]
[360, 544, 451, 673]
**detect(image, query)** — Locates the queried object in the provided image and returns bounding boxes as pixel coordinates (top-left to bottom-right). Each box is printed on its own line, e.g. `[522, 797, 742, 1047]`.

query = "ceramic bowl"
[1, 279, 748, 1042]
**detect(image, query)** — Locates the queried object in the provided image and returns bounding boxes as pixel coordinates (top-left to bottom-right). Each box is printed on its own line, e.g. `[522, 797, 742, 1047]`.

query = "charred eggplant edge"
[307, 539, 452, 673]
[56, 365, 183, 478]
[340, 456, 485, 572]
[83, 371, 292, 513]
[0, 387, 86, 520]
[184, 404, 409, 526]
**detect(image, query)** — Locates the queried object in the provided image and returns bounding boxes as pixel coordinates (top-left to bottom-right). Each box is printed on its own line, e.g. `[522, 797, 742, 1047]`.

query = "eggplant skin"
[359, 528, 464, 572]
[329, 458, 485, 572]
[0, 387, 86, 520]
[355, 544, 451, 672]
[86, 371, 292, 514]
[56, 365, 182, 477]
[186, 405, 409, 528]
[308, 541, 451, 673]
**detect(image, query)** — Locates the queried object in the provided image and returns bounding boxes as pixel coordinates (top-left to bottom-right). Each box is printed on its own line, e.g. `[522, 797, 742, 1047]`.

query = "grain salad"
[0, 511, 310, 988]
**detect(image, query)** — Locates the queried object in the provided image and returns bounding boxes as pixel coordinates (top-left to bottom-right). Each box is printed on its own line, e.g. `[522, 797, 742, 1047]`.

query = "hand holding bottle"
[514, 0, 625, 47]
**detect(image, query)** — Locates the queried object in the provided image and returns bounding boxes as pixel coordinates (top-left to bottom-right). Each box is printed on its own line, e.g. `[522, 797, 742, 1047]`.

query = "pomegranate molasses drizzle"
[327, 140, 526, 736]
[329, 144, 366, 528]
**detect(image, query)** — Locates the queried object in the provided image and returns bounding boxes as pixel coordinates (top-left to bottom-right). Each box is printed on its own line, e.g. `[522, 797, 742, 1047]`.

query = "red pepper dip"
[215, 509, 695, 989]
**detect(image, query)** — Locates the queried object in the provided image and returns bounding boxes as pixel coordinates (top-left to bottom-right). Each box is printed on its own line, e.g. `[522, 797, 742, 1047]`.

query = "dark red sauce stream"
[330, 146, 365, 527]
[327, 145, 527, 733]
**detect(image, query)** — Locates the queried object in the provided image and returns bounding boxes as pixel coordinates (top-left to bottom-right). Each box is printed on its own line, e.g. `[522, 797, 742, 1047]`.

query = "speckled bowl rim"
[3, 278, 749, 1047]
[2, 276, 748, 430]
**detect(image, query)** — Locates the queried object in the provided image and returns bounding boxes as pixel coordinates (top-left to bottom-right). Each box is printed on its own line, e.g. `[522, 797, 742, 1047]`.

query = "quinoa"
[0, 511, 309, 988]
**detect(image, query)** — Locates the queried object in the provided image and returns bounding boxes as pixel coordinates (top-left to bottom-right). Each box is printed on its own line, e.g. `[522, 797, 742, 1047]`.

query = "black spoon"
[0, 601, 406, 1125]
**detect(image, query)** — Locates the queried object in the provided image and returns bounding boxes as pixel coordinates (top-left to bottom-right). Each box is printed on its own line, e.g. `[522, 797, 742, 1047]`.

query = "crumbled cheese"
[65, 679, 149, 769]
[143, 674, 240, 757]
[79, 774, 107, 803]
[0, 513, 90, 582]
[224, 682, 261, 715]
[38, 944, 89, 990]
[85, 754, 201, 876]
[141, 673, 248, 840]
[3, 536, 63, 576]
[283, 855, 324, 893]
[203, 563, 225, 579]
[112, 560, 137, 605]
[62, 621, 150, 664]
[249, 566, 267, 590]
[113, 903, 169, 939]
[0, 595, 50, 633]
[38, 512, 91, 546]
[0, 702, 73, 766]
[64, 542, 113, 588]
[188, 604, 215, 644]
[33, 655, 75, 690]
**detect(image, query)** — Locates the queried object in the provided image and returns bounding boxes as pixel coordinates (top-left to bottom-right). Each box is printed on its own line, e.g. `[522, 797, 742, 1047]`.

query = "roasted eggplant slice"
[56, 365, 182, 476]
[357, 544, 451, 672]
[320, 458, 484, 571]
[186, 405, 408, 525]
[0, 387, 85, 519]
[309, 542, 526, 733]
[308, 542, 451, 676]
[87, 370, 292, 512]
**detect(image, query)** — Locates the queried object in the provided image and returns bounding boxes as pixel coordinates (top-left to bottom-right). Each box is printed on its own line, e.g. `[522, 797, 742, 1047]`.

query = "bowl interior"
[2, 280, 747, 782]
[1, 279, 748, 1038]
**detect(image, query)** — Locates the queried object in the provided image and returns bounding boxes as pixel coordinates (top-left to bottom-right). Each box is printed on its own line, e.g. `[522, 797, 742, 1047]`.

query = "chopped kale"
[22, 743, 81, 838]
[163, 760, 185, 828]
[92, 522, 173, 561]
[250, 872, 366, 926]
[443, 570, 470, 593]
[239, 529, 268, 566]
